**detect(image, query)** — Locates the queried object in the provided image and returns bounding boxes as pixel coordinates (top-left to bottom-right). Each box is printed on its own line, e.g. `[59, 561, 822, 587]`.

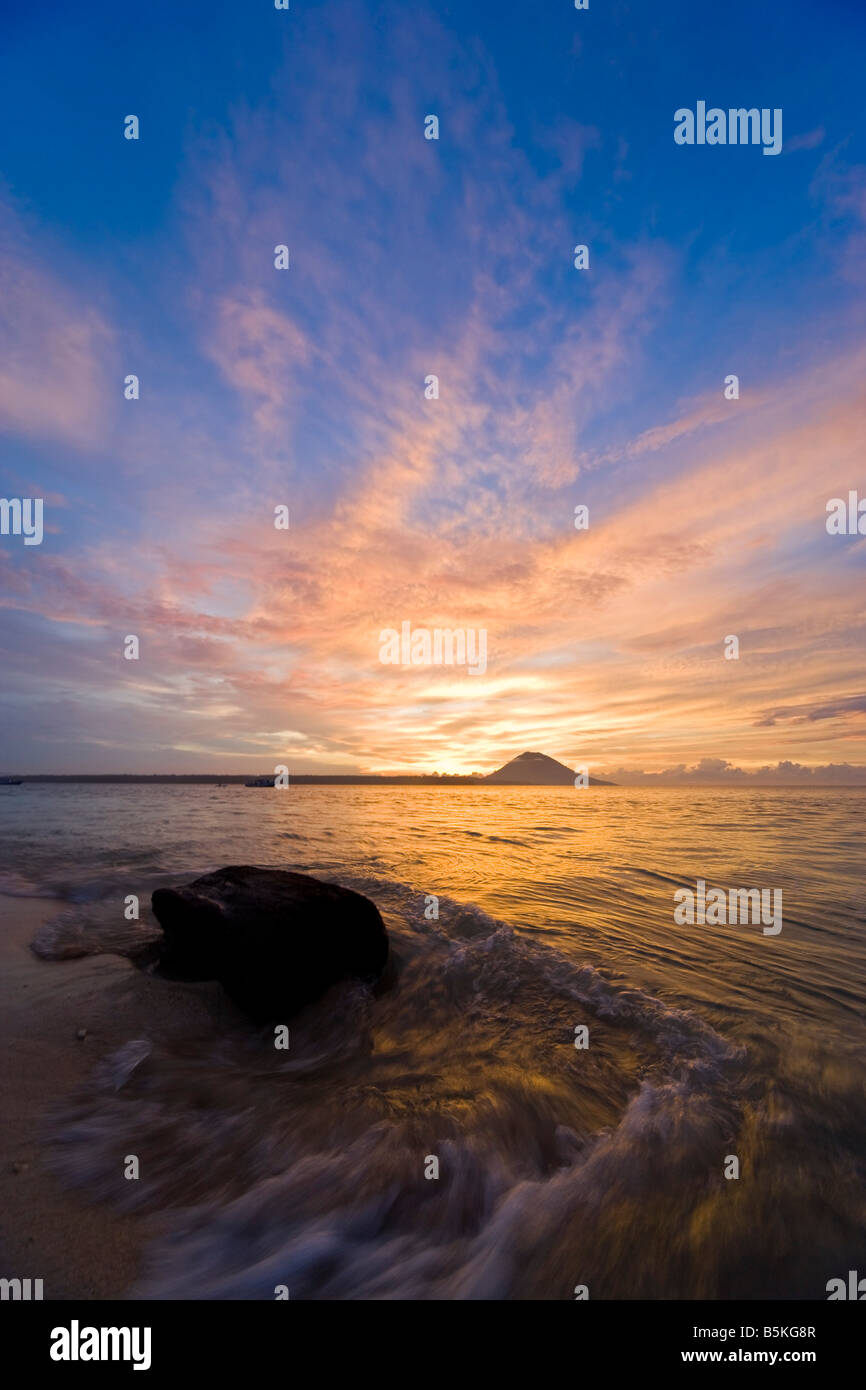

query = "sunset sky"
[1, 0, 865, 779]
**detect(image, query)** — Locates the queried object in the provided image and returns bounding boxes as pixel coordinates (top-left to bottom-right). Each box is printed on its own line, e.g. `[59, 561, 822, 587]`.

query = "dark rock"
[151, 866, 389, 1023]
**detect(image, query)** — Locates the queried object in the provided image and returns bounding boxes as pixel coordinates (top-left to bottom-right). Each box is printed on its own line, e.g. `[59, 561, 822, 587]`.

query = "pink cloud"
[0, 227, 113, 447]
[202, 290, 310, 436]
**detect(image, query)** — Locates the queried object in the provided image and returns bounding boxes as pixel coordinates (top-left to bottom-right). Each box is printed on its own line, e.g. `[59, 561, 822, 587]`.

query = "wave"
[0, 870, 59, 898]
[31, 902, 162, 960]
[46, 878, 753, 1299]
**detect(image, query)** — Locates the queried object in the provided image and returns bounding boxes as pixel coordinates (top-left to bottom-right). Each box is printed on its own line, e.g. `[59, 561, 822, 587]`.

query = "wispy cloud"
[1, 4, 865, 775]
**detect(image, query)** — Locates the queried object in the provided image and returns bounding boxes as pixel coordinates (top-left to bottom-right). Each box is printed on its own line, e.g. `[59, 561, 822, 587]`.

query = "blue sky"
[1, 0, 865, 777]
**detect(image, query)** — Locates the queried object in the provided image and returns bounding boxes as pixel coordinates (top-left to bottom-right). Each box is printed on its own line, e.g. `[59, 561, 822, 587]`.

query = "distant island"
[5, 752, 616, 786]
[483, 751, 614, 786]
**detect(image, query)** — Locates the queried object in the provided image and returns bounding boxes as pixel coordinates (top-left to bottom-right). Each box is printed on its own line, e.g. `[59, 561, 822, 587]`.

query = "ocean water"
[1, 782, 864, 1299]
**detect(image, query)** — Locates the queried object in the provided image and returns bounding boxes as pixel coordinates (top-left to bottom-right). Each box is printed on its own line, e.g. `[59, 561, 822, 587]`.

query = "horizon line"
[4, 773, 866, 788]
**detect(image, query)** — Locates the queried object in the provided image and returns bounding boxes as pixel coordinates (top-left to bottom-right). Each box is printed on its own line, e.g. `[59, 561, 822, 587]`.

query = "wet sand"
[0, 894, 234, 1299]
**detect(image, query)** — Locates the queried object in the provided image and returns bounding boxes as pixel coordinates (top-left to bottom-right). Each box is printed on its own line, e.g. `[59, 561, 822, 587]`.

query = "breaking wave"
[46, 880, 770, 1300]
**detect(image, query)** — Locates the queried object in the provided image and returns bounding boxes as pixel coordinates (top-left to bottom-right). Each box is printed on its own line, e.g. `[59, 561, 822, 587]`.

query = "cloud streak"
[1, 4, 865, 776]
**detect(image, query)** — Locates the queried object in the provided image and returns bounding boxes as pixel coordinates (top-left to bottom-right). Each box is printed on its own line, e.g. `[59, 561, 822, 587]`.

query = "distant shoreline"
[0, 752, 622, 785]
[3, 774, 492, 785]
[1, 776, 861, 787]
[2, 774, 610, 786]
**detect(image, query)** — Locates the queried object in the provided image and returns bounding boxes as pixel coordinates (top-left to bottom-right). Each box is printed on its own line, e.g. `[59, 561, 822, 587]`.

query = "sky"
[1, 0, 865, 779]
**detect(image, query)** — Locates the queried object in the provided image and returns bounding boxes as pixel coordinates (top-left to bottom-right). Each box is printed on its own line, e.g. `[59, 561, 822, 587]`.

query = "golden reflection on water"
[4, 783, 864, 1297]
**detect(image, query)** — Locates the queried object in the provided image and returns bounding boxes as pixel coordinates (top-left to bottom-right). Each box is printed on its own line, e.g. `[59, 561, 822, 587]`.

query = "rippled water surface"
[2, 784, 864, 1298]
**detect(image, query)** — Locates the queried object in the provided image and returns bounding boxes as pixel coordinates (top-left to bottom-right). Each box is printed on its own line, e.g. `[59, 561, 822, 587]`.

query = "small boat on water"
[244, 776, 275, 787]
[0, 777, 23, 786]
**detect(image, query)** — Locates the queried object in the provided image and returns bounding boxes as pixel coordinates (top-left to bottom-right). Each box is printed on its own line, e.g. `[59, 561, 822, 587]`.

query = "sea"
[1, 782, 864, 1299]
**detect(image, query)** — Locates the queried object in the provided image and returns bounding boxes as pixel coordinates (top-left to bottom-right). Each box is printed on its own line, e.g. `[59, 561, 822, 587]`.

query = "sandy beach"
[0, 893, 237, 1299]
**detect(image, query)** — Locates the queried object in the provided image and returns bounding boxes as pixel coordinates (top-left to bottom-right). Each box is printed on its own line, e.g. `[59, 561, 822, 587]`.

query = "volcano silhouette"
[483, 751, 615, 786]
